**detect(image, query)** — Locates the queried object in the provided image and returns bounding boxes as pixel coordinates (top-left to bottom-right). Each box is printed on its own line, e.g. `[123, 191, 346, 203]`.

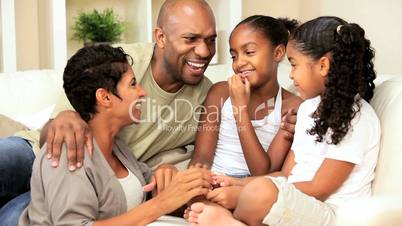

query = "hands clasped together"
[148, 163, 243, 216]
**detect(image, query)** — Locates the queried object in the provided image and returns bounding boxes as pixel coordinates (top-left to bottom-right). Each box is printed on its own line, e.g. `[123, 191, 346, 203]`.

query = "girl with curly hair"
[187, 16, 381, 226]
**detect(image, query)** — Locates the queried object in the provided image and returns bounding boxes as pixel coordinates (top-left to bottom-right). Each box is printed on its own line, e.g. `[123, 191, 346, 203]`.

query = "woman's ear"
[319, 55, 331, 77]
[95, 88, 112, 108]
[274, 45, 286, 62]
[154, 27, 166, 49]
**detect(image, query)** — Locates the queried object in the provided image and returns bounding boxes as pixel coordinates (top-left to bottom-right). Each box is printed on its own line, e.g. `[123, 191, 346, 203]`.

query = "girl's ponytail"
[361, 31, 376, 102]
[278, 18, 299, 35]
[334, 24, 376, 102]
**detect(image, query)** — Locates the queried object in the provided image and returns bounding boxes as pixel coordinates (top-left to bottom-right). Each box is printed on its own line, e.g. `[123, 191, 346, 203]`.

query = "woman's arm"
[39, 144, 212, 226]
[38, 149, 102, 226]
[189, 82, 229, 168]
[94, 167, 212, 226]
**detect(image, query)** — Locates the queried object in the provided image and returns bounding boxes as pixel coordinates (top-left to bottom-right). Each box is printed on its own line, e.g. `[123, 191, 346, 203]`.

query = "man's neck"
[151, 48, 185, 93]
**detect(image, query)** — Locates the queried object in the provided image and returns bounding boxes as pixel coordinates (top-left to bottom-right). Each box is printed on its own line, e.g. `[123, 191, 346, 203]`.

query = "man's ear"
[319, 55, 331, 77]
[95, 88, 112, 108]
[154, 27, 166, 49]
[274, 45, 286, 62]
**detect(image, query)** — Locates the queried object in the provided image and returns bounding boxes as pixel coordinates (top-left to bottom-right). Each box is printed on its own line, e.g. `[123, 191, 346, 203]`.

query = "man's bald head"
[153, 0, 216, 87]
[157, 0, 214, 29]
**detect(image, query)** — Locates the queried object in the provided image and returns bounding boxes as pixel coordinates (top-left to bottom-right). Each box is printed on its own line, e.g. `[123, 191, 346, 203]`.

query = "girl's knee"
[234, 177, 278, 223]
[241, 177, 278, 204]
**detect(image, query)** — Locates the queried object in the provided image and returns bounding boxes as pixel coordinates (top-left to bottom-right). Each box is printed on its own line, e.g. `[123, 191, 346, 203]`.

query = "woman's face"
[111, 67, 146, 124]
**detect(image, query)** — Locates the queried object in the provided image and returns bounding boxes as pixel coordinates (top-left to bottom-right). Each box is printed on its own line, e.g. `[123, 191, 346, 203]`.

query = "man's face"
[161, 5, 217, 85]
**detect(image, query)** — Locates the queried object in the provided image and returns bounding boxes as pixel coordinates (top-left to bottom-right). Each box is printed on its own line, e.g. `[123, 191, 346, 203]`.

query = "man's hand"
[46, 110, 93, 171]
[281, 108, 297, 141]
[153, 164, 179, 196]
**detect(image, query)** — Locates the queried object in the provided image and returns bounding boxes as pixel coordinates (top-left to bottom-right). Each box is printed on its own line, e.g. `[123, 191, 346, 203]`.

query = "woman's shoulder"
[34, 144, 97, 190]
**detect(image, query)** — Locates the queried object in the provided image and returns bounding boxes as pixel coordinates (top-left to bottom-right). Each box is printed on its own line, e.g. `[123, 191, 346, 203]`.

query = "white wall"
[66, 0, 132, 58]
[3, 0, 401, 76]
[15, 0, 40, 70]
[302, 0, 402, 76]
[243, 0, 402, 76]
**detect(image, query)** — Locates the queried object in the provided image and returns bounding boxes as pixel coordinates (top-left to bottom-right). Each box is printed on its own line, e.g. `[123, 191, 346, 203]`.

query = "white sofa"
[1, 69, 401, 225]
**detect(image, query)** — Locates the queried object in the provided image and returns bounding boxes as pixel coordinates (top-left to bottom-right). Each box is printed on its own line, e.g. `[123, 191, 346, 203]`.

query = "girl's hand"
[281, 108, 297, 141]
[212, 174, 240, 187]
[153, 168, 213, 214]
[206, 186, 243, 209]
[228, 74, 251, 111]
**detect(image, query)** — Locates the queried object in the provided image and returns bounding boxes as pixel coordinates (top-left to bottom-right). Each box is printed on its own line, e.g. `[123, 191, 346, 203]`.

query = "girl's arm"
[293, 159, 355, 201]
[268, 149, 296, 178]
[211, 150, 297, 189]
[229, 75, 299, 175]
[266, 95, 303, 172]
[189, 82, 229, 168]
[228, 75, 271, 175]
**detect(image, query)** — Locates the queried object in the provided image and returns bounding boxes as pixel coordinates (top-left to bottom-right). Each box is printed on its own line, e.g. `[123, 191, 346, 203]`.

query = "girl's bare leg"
[233, 177, 279, 226]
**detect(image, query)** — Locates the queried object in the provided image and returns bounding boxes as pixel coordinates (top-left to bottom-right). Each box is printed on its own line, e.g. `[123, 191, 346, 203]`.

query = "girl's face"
[287, 41, 327, 100]
[229, 24, 282, 87]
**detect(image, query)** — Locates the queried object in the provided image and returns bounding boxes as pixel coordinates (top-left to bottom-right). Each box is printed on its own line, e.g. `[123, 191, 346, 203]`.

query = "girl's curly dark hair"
[290, 16, 376, 144]
[63, 45, 133, 122]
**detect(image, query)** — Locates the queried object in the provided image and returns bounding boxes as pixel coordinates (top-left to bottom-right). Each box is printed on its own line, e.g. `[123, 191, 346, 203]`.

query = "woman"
[19, 45, 212, 226]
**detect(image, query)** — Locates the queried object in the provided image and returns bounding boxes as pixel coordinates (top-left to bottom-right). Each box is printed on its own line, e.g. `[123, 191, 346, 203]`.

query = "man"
[0, 0, 296, 224]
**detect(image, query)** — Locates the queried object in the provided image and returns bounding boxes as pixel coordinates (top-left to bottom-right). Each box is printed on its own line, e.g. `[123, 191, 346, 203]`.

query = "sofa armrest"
[336, 196, 402, 226]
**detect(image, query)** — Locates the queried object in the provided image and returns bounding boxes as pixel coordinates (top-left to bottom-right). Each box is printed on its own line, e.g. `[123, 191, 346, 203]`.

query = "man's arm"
[41, 110, 93, 170]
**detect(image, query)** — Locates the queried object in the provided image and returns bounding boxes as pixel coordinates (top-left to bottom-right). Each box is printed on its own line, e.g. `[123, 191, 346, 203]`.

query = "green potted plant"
[72, 8, 126, 46]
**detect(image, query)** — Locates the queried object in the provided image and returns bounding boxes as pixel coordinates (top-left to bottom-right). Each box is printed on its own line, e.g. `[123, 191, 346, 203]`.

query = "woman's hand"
[153, 167, 213, 214]
[152, 164, 179, 196]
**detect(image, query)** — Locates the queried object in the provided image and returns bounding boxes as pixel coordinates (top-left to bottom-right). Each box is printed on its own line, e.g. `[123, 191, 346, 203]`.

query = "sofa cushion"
[0, 114, 28, 137]
[370, 77, 402, 195]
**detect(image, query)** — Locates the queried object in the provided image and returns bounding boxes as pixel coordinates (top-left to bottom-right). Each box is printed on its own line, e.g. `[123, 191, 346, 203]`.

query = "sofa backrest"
[370, 76, 402, 195]
[0, 70, 63, 129]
